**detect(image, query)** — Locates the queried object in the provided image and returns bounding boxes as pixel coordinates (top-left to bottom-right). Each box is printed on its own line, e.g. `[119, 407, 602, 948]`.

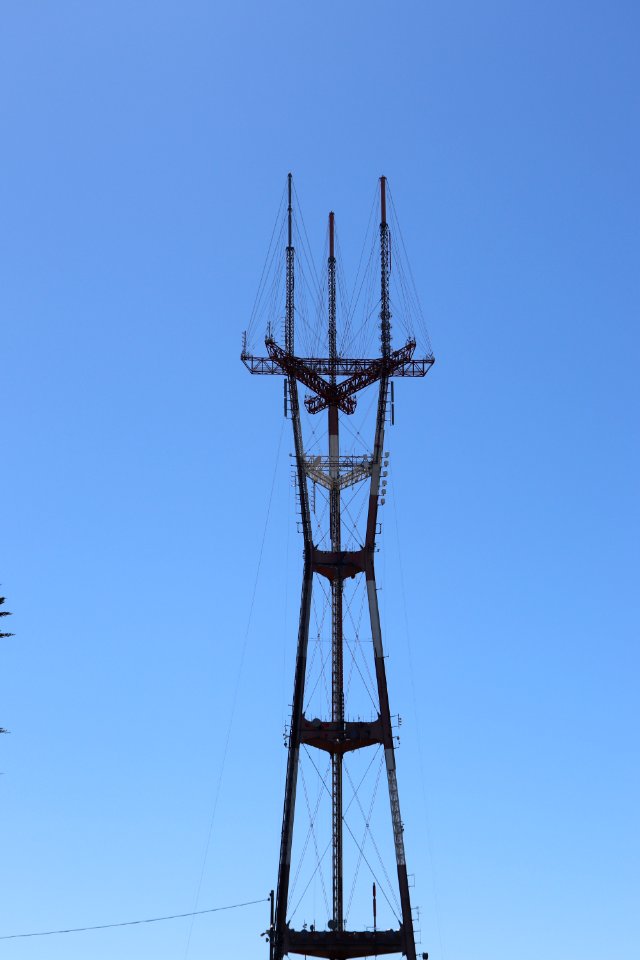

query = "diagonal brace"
[265, 338, 356, 414]
[305, 340, 417, 414]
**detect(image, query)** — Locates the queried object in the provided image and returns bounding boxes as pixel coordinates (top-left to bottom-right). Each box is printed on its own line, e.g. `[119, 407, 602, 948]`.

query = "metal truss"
[302, 455, 373, 492]
[241, 352, 434, 380]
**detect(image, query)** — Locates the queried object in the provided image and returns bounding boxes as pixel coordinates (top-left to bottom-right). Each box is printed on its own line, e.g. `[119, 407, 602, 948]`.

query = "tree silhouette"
[1, 593, 12, 736]
[0, 594, 12, 639]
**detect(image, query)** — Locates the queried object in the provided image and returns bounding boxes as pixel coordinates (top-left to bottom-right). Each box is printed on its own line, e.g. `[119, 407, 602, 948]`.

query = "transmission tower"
[242, 175, 434, 960]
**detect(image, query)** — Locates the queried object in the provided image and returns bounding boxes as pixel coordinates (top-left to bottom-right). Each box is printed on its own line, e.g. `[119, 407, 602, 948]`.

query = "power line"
[182, 417, 286, 959]
[390, 475, 448, 960]
[0, 896, 268, 941]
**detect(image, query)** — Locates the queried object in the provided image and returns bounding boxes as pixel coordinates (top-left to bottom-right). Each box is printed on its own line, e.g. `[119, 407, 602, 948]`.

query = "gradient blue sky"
[1, 2, 638, 959]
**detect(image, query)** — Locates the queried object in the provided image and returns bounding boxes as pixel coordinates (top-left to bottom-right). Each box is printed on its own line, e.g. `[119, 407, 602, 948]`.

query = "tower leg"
[366, 565, 417, 960]
[329, 406, 344, 932]
[327, 215, 345, 934]
[273, 562, 313, 960]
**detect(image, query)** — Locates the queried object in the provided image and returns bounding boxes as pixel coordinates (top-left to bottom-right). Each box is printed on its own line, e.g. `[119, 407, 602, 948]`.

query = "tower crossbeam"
[302, 454, 373, 491]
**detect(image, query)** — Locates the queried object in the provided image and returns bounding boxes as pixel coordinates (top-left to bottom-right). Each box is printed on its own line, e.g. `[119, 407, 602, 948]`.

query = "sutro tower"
[242, 175, 434, 960]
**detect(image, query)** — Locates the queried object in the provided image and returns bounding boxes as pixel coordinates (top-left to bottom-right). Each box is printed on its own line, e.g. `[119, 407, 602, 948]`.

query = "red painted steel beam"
[300, 716, 384, 755]
[305, 341, 418, 414]
[265, 339, 356, 414]
[283, 927, 406, 959]
[311, 547, 366, 581]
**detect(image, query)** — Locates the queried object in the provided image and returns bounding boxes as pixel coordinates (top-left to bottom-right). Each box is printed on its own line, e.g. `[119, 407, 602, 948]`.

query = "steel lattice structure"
[242, 176, 434, 960]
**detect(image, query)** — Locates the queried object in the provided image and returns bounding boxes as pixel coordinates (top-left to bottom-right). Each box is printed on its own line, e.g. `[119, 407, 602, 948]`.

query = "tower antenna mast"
[327, 210, 344, 933]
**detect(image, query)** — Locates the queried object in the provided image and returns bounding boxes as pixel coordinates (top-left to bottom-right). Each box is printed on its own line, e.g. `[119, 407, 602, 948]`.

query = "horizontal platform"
[300, 715, 384, 755]
[284, 927, 406, 959]
[241, 355, 434, 378]
[243, 338, 434, 416]
[304, 454, 373, 491]
[312, 547, 367, 581]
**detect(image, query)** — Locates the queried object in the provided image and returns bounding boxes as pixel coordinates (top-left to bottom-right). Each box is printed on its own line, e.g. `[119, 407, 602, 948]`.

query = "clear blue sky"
[1, 2, 638, 959]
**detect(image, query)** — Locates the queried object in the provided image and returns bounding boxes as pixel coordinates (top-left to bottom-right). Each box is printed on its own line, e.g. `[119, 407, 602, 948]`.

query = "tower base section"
[284, 926, 406, 958]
